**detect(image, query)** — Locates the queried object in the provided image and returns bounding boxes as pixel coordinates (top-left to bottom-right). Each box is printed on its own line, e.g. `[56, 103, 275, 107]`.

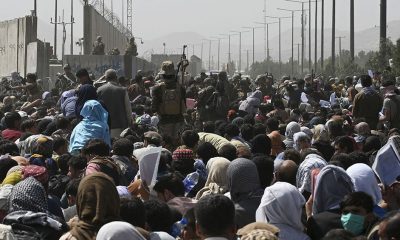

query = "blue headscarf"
[69, 100, 110, 154]
[75, 84, 98, 117]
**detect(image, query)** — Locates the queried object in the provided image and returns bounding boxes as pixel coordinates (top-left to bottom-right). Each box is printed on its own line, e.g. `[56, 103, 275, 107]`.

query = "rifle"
[177, 45, 189, 85]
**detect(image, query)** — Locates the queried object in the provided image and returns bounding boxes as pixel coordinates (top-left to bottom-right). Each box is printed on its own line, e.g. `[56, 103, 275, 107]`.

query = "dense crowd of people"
[0, 60, 398, 240]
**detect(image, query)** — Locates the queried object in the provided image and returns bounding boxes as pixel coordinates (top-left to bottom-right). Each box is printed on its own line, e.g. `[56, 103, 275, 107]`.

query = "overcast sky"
[1, 0, 399, 56]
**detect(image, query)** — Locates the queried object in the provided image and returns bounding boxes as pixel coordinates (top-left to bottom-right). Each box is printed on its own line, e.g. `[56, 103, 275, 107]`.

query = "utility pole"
[209, 39, 212, 71]
[332, 0, 336, 75]
[51, 10, 74, 62]
[336, 36, 345, 68]
[230, 31, 249, 73]
[308, 0, 312, 72]
[220, 34, 235, 64]
[52, 0, 58, 58]
[246, 50, 250, 72]
[277, 8, 302, 77]
[266, 16, 291, 76]
[201, 42, 204, 69]
[297, 43, 301, 73]
[321, 0, 324, 70]
[263, 0, 267, 60]
[285, 0, 306, 74]
[163, 43, 166, 55]
[70, 0, 74, 55]
[243, 27, 263, 67]
[350, 0, 354, 61]
[314, 0, 318, 72]
[380, 0, 387, 57]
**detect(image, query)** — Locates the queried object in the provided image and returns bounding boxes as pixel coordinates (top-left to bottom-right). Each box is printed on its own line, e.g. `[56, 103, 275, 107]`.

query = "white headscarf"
[256, 182, 309, 240]
[96, 221, 146, 240]
[346, 163, 382, 205]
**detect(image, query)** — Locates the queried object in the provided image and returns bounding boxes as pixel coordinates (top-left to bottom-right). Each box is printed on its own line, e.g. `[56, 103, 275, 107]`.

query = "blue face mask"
[341, 213, 365, 236]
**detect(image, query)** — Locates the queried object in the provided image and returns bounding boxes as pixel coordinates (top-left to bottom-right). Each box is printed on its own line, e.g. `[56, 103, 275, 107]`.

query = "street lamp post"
[266, 16, 291, 76]
[336, 36, 345, 68]
[211, 37, 223, 71]
[285, 0, 308, 74]
[230, 31, 249, 73]
[242, 26, 263, 67]
[277, 8, 303, 77]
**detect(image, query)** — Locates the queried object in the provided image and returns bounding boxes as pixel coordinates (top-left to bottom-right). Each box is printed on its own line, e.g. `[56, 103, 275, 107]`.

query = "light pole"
[266, 16, 291, 76]
[285, 0, 307, 74]
[211, 37, 223, 71]
[321, 0, 324, 70]
[336, 36, 345, 68]
[242, 26, 263, 66]
[277, 8, 303, 77]
[350, 0, 354, 61]
[332, 0, 336, 75]
[255, 21, 278, 64]
[230, 30, 249, 73]
[220, 33, 236, 64]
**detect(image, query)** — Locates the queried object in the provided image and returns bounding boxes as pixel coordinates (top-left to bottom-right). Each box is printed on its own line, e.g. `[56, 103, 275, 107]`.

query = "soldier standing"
[92, 36, 105, 55]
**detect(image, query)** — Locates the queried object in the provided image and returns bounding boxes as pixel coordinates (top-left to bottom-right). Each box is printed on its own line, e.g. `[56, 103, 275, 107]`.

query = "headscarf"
[69, 100, 111, 153]
[268, 131, 283, 156]
[9, 177, 48, 213]
[256, 182, 305, 237]
[285, 122, 301, 141]
[22, 165, 49, 186]
[75, 84, 98, 117]
[372, 135, 400, 186]
[346, 163, 382, 205]
[196, 157, 230, 199]
[312, 165, 354, 215]
[60, 89, 76, 106]
[96, 221, 146, 240]
[226, 158, 261, 202]
[296, 154, 327, 193]
[2, 171, 22, 186]
[312, 124, 329, 143]
[293, 132, 310, 151]
[301, 126, 313, 140]
[70, 172, 120, 240]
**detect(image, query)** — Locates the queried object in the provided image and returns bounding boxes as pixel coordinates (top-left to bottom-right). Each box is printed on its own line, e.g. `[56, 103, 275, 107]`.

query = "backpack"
[158, 83, 184, 115]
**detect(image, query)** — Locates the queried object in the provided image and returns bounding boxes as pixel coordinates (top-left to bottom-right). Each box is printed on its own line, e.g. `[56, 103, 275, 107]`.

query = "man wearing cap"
[92, 36, 105, 55]
[151, 61, 186, 146]
[97, 69, 132, 137]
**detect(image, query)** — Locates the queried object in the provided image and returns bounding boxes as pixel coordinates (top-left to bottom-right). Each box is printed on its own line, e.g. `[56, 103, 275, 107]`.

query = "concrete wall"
[63, 55, 156, 79]
[83, 5, 128, 55]
[0, 16, 37, 77]
[26, 40, 51, 79]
